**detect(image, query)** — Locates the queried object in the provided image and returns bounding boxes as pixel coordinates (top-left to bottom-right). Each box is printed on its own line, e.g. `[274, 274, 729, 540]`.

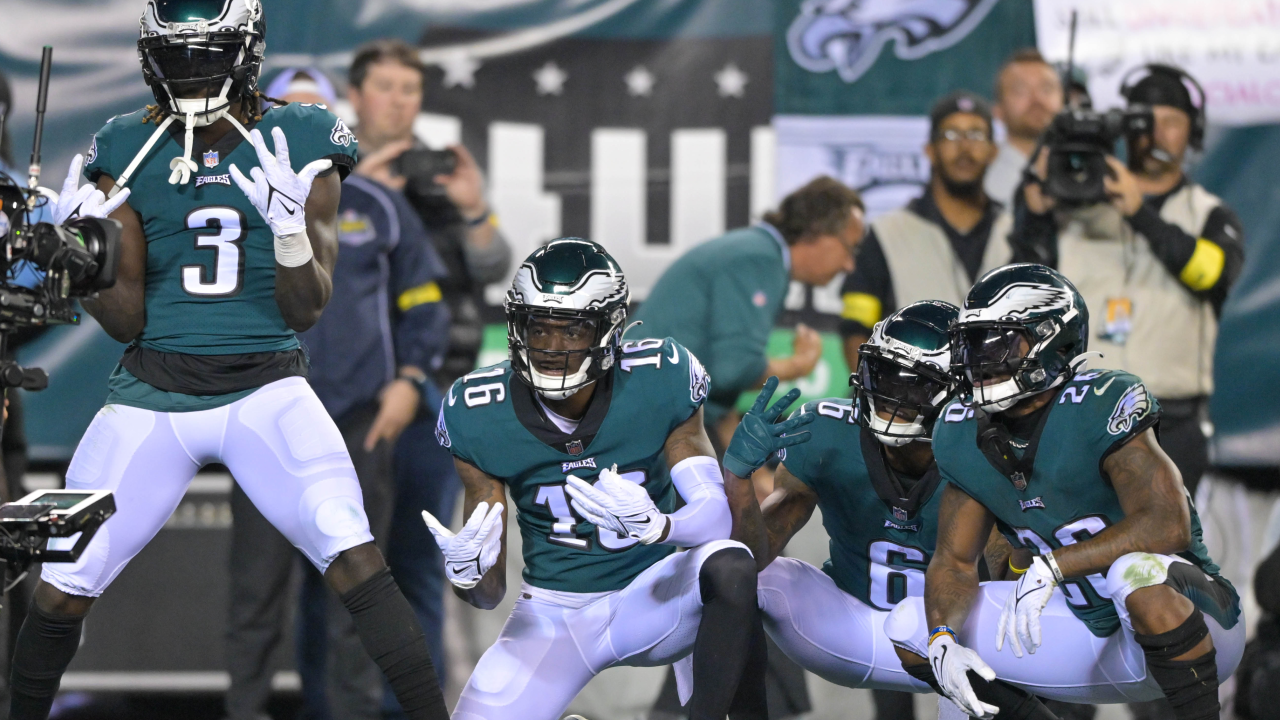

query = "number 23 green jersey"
[438, 337, 711, 593]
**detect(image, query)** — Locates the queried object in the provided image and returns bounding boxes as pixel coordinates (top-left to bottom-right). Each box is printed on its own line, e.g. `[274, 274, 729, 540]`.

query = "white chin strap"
[866, 398, 927, 447]
[529, 357, 593, 401]
[166, 76, 253, 186]
[972, 377, 1026, 412]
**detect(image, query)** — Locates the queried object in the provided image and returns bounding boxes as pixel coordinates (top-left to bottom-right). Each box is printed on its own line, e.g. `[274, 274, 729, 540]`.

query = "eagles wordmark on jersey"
[439, 336, 711, 592]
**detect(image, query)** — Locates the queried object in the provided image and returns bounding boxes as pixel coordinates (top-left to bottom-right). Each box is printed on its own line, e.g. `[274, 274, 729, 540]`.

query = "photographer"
[344, 39, 513, 695]
[1012, 64, 1245, 500]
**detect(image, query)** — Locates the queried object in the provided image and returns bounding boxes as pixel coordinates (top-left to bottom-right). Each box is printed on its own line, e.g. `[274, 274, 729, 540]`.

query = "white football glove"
[422, 501, 504, 589]
[39, 154, 131, 225]
[565, 465, 668, 545]
[995, 555, 1058, 657]
[229, 127, 332, 264]
[929, 634, 999, 719]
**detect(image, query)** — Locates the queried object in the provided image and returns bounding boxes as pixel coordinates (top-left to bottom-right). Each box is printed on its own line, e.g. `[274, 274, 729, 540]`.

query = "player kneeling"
[428, 239, 794, 720]
[887, 264, 1243, 719]
[729, 301, 1059, 719]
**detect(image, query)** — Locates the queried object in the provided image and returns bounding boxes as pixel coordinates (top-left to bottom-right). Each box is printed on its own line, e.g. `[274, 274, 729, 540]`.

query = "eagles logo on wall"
[786, 0, 1002, 83]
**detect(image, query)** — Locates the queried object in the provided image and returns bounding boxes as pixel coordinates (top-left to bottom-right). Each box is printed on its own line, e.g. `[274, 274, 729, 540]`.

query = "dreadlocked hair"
[253, 90, 289, 121]
[142, 104, 168, 125]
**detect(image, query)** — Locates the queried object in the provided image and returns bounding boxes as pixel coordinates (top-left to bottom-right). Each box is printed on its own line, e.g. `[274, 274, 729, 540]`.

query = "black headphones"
[1119, 63, 1207, 151]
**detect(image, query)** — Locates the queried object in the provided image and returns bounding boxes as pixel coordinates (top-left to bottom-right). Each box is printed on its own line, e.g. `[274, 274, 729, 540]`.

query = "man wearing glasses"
[839, 92, 1013, 379]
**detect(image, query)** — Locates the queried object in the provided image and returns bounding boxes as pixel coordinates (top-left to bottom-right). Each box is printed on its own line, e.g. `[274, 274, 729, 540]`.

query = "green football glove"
[722, 376, 814, 478]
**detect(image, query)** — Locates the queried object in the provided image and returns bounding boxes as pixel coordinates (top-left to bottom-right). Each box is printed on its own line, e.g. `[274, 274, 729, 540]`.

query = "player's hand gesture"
[722, 376, 814, 479]
[39, 154, 131, 225]
[929, 634, 999, 718]
[565, 465, 668, 545]
[230, 127, 332, 241]
[422, 501, 504, 589]
[996, 555, 1058, 657]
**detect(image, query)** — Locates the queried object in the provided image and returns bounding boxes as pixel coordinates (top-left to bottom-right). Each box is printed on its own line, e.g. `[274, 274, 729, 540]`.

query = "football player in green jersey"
[12, 3, 447, 719]
[429, 238, 809, 720]
[728, 301, 1058, 720]
[886, 265, 1243, 719]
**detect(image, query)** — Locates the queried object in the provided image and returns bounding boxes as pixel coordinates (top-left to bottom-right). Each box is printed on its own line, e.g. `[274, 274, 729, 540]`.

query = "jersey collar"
[974, 389, 1060, 491]
[511, 370, 616, 456]
[859, 426, 942, 520]
[756, 222, 791, 272]
[165, 107, 264, 166]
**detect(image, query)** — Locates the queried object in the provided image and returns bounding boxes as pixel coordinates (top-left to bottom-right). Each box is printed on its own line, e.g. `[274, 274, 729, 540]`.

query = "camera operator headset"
[1012, 63, 1245, 497]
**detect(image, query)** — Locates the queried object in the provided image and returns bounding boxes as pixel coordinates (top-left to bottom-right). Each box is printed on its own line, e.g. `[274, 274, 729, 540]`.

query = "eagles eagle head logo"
[960, 283, 1074, 323]
[787, 0, 1001, 83]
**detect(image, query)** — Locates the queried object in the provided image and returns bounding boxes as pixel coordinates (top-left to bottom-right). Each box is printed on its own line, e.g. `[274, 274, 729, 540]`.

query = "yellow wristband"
[1009, 558, 1028, 576]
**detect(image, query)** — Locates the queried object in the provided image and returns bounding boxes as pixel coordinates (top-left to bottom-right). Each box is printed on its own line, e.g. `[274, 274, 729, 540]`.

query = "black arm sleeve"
[1125, 203, 1245, 317]
[838, 228, 895, 339]
[1008, 179, 1060, 267]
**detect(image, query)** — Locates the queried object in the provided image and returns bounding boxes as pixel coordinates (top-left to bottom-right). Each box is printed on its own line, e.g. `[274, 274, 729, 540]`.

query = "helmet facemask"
[139, 32, 258, 126]
[508, 306, 624, 401]
[952, 321, 1067, 412]
[853, 349, 955, 446]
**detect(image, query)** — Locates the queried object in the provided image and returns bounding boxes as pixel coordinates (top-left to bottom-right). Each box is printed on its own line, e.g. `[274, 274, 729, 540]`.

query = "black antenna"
[1063, 10, 1077, 107]
[27, 46, 53, 191]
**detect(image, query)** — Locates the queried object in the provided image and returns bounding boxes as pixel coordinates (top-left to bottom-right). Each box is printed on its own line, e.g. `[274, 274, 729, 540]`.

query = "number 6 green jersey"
[778, 398, 945, 611]
[933, 369, 1234, 638]
[84, 103, 357, 357]
[438, 337, 710, 593]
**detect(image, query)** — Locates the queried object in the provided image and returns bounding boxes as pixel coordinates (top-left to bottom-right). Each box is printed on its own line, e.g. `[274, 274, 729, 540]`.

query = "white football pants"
[43, 377, 374, 597]
[758, 557, 930, 692]
[452, 538, 746, 720]
[885, 553, 1246, 703]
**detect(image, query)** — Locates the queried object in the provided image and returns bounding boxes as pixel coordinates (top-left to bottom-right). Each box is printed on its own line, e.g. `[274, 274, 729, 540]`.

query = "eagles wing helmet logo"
[962, 282, 1073, 323]
[1108, 383, 1152, 436]
[787, 0, 1001, 83]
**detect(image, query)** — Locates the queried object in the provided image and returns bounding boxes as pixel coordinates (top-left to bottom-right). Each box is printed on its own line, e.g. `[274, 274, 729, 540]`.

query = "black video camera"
[0, 176, 122, 390]
[0, 489, 116, 587]
[1041, 106, 1154, 206]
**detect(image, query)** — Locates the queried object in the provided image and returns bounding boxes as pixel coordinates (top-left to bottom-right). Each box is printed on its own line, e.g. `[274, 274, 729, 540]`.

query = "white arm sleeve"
[662, 455, 731, 547]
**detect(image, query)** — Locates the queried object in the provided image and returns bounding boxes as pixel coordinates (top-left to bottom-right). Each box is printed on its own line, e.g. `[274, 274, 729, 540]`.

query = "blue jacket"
[300, 175, 450, 420]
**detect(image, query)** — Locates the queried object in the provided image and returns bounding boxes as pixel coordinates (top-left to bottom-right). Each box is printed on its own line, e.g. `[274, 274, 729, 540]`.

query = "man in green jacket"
[631, 176, 864, 450]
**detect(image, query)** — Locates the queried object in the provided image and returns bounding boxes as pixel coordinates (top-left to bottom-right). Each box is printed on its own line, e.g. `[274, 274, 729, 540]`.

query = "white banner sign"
[774, 114, 931, 223]
[1034, 0, 1280, 126]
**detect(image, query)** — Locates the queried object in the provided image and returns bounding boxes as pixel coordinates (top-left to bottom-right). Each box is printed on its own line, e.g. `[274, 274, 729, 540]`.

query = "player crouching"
[428, 238, 789, 720]
[887, 264, 1243, 719]
[728, 301, 1059, 719]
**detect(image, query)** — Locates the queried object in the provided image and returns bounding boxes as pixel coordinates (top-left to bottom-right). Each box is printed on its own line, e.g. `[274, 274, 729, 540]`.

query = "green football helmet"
[852, 300, 959, 446]
[950, 263, 1090, 412]
[138, 0, 267, 125]
[505, 238, 629, 400]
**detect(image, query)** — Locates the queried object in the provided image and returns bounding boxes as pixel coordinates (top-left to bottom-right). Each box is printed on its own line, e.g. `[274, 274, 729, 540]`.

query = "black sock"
[688, 548, 759, 720]
[872, 689, 917, 720]
[902, 662, 1059, 720]
[1134, 608, 1220, 720]
[10, 603, 86, 720]
[340, 568, 447, 720]
[727, 610, 769, 720]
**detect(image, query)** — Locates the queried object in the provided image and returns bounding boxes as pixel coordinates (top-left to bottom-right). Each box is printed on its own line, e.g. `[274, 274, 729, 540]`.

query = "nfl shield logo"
[566, 440, 584, 456]
[1011, 471, 1027, 491]
[203, 150, 220, 168]
[892, 507, 908, 522]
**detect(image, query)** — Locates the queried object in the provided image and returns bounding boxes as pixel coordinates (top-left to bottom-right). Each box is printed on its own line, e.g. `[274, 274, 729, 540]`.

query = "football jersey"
[933, 369, 1230, 637]
[779, 398, 944, 611]
[438, 337, 711, 593]
[84, 102, 358, 356]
